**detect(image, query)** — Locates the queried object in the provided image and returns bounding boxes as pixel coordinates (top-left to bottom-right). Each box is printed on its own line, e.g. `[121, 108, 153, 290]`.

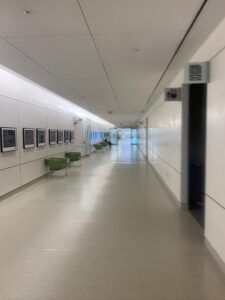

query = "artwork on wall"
[23, 128, 35, 149]
[70, 130, 74, 143]
[36, 128, 46, 147]
[64, 130, 70, 143]
[49, 129, 57, 145]
[0, 127, 17, 152]
[57, 130, 63, 144]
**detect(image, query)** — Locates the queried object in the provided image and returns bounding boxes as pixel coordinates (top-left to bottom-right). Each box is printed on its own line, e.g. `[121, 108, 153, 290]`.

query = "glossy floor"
[0, 145, 225, 300]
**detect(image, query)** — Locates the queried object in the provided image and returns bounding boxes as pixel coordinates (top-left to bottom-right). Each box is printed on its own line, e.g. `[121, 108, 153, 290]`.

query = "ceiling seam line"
[76, 0, 125, 122]
[139, 0, 208, 120]
[4, 33, 91, 39]
[0, 37, 100, 114]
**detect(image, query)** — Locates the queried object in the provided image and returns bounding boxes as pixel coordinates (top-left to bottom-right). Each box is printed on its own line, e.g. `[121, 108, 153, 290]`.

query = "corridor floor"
[0, 145, 225, 300]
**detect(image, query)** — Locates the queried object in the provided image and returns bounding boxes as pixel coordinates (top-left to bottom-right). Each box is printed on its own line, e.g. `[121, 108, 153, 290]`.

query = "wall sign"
[165, 88, 181, 101]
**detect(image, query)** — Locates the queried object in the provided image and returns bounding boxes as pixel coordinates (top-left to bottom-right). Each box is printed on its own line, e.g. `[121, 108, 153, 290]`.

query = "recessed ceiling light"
[24, 10, 31, 15]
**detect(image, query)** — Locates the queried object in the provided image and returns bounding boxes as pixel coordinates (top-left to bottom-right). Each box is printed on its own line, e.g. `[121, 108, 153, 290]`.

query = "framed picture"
[64, 130, 70, 143]
[70, 130, 74, 143]
[36, 128, 46, 147]
[0, 127, 17, 152]
[49, 129, 57, 145]
[23, 128, 35, 149]
[57, 130, 63, 144]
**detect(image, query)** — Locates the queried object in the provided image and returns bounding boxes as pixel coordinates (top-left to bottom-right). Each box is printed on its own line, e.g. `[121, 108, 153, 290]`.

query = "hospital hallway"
[0, 144, 225, 300]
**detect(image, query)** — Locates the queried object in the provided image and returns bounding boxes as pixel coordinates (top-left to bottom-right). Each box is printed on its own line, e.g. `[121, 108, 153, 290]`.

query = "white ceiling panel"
[63, 77, 120, 112]
[0, 0, 220, 127]
[94, 31, 185, 112]
[99, 114, 123, 125]
[0, 0, 89, 37]
[0, 37, 90, 107]
[103, 68, 161, 112]
[123, 113, 140, 123]
[94, 31, 185, 65]
[79, 0, 203, 34]
[43, 61, 106, 80]
[7, 35, 101, 65]
[8, 35, 107, 78]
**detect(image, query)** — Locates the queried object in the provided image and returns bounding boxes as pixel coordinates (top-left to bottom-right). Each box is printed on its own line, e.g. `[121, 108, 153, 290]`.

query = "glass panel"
[110, 128, 118, 145]
[131, 129, 137, 145]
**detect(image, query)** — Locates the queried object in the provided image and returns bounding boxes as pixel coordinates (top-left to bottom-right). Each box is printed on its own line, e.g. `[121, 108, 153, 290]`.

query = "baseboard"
[205, 238, 225, 276]
[0, 174, 48, 202]
[147, 160, 188, 210]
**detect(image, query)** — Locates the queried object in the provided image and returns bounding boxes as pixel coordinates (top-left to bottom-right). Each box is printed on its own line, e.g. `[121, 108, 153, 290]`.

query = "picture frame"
[0, 127, 17, 152]
[64, 130, 70, 143]
[70, 130, 74, 143]
[36, 128, 46, 147]
[23, 128, 35, 149]
[49, 129, 57, 145]
[57, 129, 63, 144]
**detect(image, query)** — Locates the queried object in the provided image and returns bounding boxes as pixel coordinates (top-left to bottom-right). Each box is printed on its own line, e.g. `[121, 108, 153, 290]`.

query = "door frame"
[145, 117, 149, 160]
[181, 84, 207, 226]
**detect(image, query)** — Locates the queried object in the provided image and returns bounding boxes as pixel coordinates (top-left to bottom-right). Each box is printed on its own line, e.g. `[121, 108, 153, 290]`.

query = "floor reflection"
[110, 142, 145, 163]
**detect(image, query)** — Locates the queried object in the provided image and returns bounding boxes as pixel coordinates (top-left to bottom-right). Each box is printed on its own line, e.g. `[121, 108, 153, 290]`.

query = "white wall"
[0, 66, 110, 197]
[140, 17, 225, 265]
[204, 48, 225, 265]
[139, 70, 183, 202]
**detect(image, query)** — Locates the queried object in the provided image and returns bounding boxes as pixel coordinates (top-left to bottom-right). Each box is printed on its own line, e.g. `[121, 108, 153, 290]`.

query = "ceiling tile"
[45, 61, 106, 80]
[79, 0, 203, 34]
[0, 0, 214, 127]
[0, 0, 89, 37]
[62, 77, 120, 112]
[93, 31, 184, 113]
[7, 35, 101, 65]
[7, 35, 106, 79]
[94, 31, 185, 65]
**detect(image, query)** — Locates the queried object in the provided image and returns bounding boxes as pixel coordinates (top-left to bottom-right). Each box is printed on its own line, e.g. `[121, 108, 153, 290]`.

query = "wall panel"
[0, 166, 21, 196]
[0, 67, 110, 197]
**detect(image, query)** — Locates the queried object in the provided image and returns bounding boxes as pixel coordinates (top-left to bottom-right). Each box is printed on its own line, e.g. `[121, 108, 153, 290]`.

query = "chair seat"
[45, 157, 68, 171]
[94, 144, 103, 150]
[100, 142, 108, 147]
[65, 152, 81, 162]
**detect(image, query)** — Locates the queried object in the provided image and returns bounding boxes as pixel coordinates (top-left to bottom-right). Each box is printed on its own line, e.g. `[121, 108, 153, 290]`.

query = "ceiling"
[0, 0, 222, 126]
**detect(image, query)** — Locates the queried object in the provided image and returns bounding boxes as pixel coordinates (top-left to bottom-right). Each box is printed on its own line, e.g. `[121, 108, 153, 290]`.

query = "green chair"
[45, 157, 68, 176]
[94, 143, 103, 150]
[65, 152, 81, 166]
[100, 142, 108, 147]
[101, 142, 110, 150]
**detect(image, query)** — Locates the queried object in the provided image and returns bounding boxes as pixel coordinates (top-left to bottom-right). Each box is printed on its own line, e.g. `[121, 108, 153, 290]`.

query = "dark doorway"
[182, 84, 207, 227]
